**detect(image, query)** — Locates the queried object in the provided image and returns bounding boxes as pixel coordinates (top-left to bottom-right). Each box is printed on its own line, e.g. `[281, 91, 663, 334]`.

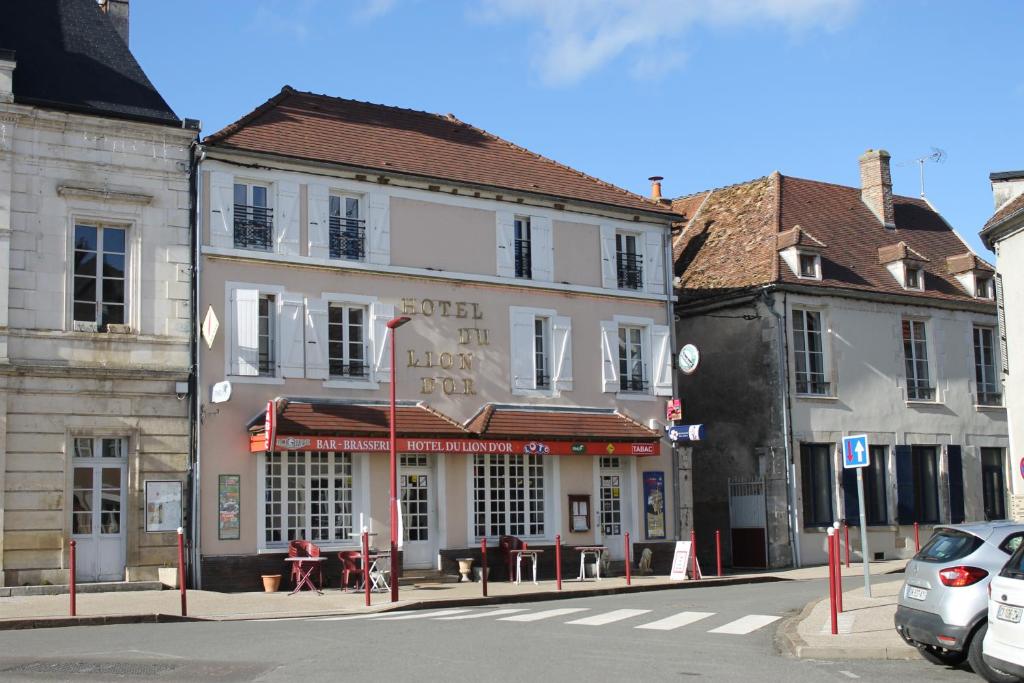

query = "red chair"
[338, 550, 364, 591]
[287, 540, 322, 589]
[499, 535, 529, 582]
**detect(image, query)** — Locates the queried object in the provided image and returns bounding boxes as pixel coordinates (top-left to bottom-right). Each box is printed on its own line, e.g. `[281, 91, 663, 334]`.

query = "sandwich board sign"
[670, 540, 692, 581]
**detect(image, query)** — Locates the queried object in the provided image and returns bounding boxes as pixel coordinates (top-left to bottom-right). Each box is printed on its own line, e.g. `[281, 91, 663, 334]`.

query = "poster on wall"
[643, 471, 666, 539]
[218, 474, 241, 540]
[145, 480, 182, 532]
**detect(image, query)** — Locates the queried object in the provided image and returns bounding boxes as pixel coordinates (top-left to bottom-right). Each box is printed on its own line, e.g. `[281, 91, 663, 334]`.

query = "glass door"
[72, 438, 127, 582]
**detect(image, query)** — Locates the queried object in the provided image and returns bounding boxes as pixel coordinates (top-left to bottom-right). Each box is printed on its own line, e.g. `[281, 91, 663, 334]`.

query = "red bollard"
[624, 532, 631, 586]
[362, 531, 371, 607]
[555, 534, 562, 591]
[177, 527, 187, 617]
[844, 522, 850, 569]
[833, 529, 843, 613]
[715, 529, 723, 577]
[69, 539, 77, 617]
[827, 528, 837, 635]
[690, 529, 700, 580]
[481, 537, 488, 597]
[914, 522, 920, 553]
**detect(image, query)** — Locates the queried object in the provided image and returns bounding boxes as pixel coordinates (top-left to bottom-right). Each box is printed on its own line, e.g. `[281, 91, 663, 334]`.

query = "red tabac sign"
[250, 434, 659, 457]
[263, 401, 276, 453]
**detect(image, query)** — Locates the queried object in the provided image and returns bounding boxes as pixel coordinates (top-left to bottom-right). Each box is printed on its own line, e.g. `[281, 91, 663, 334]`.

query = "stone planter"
[158, 567, 178, 589]
[262, 574, 282, 593]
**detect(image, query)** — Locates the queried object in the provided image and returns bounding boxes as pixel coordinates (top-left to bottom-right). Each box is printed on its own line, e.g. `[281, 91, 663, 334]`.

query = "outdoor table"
[367, 552, 391, 592]
[285, 556, 325, 595]
[573, 545, 607, 581]
[510, 548, 543, 585]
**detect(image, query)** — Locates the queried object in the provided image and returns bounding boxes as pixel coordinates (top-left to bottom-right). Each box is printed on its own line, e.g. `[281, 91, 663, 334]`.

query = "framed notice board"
[643, 471, 666, 539]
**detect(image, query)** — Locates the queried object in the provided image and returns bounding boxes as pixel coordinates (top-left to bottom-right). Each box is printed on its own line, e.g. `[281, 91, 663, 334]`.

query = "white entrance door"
[598, 457, 628, 560]
[71, 438, 127, 582]
[400, 455, 436, 568]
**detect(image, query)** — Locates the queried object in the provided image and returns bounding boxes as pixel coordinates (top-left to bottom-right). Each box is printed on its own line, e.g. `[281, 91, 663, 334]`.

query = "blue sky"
[132, 0, 1022, 257]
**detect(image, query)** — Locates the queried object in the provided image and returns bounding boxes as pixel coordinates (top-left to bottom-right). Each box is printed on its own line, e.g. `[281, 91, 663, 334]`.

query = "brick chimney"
[859, 149, 895, 228]
[98, 0, 130, 46]
[648, 176, 663, 201]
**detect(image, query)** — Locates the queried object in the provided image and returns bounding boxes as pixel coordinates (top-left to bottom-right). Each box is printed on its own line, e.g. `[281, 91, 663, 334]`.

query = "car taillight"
[938, 566, 988, 587]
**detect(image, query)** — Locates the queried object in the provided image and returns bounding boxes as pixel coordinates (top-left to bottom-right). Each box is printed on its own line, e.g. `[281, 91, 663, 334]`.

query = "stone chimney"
[0, 49, 14, 104]
[859, 149, 895, 228]
[648, 176, 663, 201]
[990, 170, 1024, 212]
[98, 0, 130, 46]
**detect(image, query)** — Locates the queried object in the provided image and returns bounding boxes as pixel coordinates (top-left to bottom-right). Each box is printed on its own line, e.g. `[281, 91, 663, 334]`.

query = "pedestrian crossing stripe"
[376, 608, 473, 620]
[498, 607, 589, 622]
[706, 614, 780, 634]
[436, 608, 528, 620]
[566, 609, 651, 626]
[635, 611, 715, 631]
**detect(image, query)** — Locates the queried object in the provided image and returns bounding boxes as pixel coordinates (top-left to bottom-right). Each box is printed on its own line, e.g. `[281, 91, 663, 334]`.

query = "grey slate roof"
[0, 0, 179, 125]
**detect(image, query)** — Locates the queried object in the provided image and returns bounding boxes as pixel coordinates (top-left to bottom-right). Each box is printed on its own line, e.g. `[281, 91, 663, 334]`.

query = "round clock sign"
[677, 344, 700, 375]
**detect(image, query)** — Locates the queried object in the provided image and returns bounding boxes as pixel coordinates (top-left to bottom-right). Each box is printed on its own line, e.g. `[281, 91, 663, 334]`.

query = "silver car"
[894, 522, 1024, 680]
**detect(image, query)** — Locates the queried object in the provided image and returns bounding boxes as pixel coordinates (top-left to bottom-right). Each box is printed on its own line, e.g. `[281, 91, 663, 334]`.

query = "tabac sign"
[250, 435, 660, 457]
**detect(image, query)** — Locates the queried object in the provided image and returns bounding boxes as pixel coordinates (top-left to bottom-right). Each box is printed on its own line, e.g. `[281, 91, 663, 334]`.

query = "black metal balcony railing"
[234, 204, 274, 251]
[907, 380, 935, 401]
[619, 374, 648, 393]
[514, 238, 532, 278]
[329, 217, 366, 261]
[796, 376, 830, 396]
[535, 372, 550, 389]
[977, 391, 1002, 407]
[617, 252, 643, 290]
[330, 360, 367, 378]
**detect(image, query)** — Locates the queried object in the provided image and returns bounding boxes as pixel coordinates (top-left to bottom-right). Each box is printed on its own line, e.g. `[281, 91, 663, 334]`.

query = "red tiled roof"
[252, 401, 467, 436]
[983, 192, 1024, 232]
[946, 253, 994, 274]
[673, 173, 993, 305]
[777, 225, 826, 251]
[878, 241, 929, 264]
[204, 86, 675, 217]
[466, 405, 659, 440]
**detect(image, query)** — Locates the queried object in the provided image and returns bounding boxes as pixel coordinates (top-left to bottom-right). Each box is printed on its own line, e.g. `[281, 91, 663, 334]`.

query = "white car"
[983, 540, 1024, 682]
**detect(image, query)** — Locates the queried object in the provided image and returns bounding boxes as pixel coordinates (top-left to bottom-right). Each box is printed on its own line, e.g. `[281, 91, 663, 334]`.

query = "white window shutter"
[600, 224, 617, 289]
[600, 320, 619, 392]
[367, 193, 390, 265]
[279, 293, 305, 378]
[509, 307, 536, 391]
[232, 288, 259, 376]
[276, 181, 300, 256]
[304, 298, 329, 380]
[209, 171, 235, 248]
[651, 324, 672, 396]
[496, 211, 515, 277]
[552, 315, 573, 392]
[531, 216, 554, 282]
[645, 231, 665, 295]
[307, 184, 330, 259]
[371, 301, 396, 382]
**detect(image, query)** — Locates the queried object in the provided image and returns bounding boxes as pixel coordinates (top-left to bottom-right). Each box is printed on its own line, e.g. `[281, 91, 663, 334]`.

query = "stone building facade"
[0, 0, 197, 586]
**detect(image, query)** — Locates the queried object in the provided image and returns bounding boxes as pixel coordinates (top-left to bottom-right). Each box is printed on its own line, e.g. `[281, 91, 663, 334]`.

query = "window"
[472, 453, 545, 538]
[258, 294, 276, 377]
[263, 451, 353, 545]
[514, 216, 532, 279]
[599, 458, 623, 536]
[793, 309, 828, 395]
[329, 194, 364, 261]
[975, 275, 994, 300]
[616, 233, 643, 290]
[902, 319, 933, 400]
[982, 447, 1006, 521]
[73, 224, 126, 332]
[974, 326, 1001, 405]
[905, 266, 923, 290]
[909, 446, 940, 524]
[798, 253, 819, 279]
[234, 182, 272, 251]
[618, 325, 647, 392]
[801, 443, 833, 527]
[534, 317, 550, 389]
[72, 437, 126, 536]
[328, 303, 368, 379]
[865, 446, 888, 525]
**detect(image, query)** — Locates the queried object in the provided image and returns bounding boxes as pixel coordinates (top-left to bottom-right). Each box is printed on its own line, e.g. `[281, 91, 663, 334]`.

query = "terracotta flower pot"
[261, 574, 282, 593]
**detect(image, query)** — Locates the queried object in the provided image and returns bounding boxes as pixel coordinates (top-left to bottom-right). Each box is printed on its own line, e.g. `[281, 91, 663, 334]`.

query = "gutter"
[189, 144, 204, 588]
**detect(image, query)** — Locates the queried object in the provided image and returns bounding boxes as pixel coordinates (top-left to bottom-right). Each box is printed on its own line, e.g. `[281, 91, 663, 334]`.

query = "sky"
[132, 0, 1023, 258]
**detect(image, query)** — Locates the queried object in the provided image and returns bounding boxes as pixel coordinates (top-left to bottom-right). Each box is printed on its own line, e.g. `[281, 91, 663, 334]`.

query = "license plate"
[997, 604, 1023, 623]
[906, 586, 928, 601]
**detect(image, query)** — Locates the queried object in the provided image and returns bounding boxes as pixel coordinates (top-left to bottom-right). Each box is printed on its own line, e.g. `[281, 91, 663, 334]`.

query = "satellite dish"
[211, 381, 232, 404]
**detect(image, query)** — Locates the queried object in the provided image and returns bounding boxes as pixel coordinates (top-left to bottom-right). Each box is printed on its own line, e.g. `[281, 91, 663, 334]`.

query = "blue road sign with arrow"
[842, 434, 869, 469]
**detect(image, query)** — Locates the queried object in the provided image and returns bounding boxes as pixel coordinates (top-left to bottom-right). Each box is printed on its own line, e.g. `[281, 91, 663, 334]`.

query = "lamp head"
[387, 316, 412, 330]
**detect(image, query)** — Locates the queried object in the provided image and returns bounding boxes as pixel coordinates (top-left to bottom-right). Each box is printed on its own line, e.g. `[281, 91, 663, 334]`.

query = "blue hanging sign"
[666, 424, 705, 442]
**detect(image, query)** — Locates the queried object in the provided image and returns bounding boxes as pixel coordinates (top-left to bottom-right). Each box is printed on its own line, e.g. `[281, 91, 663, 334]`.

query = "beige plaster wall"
[389, 198, 495, 275]
[553, 219, 602, 288]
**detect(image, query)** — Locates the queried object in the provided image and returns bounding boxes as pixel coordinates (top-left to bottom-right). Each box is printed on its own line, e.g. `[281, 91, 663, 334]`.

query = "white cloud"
[476, 0, 860, 86]
[355, 0, 398, 22]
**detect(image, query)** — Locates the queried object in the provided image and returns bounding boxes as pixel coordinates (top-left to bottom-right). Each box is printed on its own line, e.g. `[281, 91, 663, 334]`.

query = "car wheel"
[967, 622, 1022, 683]
[917, 644, 966, 666]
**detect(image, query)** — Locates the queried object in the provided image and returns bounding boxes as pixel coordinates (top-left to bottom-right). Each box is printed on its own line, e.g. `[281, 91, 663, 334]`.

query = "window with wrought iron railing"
[618, 325, 648, 392]
[329, 195, 365, 261]
[514, 216, 532, 279]
[234, 204, 274, 251]
[615, 232, 643, 290]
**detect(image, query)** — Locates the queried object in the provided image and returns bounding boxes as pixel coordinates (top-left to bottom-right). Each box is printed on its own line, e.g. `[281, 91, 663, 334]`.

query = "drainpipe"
[763, 288, 800, 567]
[189, 144, 204, 587]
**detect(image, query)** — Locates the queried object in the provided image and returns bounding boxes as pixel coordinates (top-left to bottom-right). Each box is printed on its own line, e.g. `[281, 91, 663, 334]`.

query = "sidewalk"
[778, 565, 917, 661]
[0, 559, 907, 630]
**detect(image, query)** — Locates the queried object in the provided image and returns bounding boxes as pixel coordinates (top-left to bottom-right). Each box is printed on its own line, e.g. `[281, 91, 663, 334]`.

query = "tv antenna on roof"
[897, 148, 946, 199]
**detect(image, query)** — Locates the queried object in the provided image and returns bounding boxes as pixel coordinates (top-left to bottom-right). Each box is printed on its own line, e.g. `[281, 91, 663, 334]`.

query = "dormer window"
[798, 253, 820, 279]
[975, 275, 994, 300]
[905, 266, 923, 291]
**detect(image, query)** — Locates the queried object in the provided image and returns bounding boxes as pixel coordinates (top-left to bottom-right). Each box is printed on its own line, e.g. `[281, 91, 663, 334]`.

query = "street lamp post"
[387, 315, 411, 603]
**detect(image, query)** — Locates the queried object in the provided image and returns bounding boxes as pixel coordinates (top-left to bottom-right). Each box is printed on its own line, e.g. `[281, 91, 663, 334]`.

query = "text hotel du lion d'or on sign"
[251, 297, 659, 457]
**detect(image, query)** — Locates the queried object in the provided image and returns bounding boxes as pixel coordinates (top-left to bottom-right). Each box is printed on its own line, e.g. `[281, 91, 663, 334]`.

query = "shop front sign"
[251, 434, 660, 456]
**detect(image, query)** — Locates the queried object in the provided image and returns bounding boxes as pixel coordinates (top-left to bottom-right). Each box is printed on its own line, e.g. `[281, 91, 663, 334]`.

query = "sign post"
[842, 434, 872, 597]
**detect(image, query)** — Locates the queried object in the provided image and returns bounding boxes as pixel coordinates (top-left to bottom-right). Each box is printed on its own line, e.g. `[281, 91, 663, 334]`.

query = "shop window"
[982, 447, 1006, 521]
[473, 453, 545, 538]
[599, 459, 623, 536]
[801, 443, 833, 527]
[263, 451, 352, 545]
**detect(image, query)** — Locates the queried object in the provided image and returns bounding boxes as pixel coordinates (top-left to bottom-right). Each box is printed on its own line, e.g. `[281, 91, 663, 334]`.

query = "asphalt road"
[0, 579, 982, 682]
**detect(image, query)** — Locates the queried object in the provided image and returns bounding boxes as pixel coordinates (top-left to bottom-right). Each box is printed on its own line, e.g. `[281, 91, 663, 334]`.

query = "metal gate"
[728, 478, 768, 568]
